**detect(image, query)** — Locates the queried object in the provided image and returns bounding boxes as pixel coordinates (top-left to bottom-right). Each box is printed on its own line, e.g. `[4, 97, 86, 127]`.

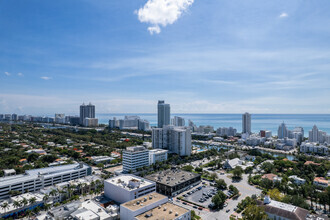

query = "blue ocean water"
[96, 113, 330, 134]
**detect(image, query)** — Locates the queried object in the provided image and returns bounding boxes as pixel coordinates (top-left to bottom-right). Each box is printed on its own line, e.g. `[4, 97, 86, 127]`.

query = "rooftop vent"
[175, 212, 178, 216]
[163, 207, 167, 211]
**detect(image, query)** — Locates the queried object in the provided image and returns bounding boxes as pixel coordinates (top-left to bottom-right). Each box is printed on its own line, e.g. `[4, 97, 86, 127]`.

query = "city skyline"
[1, 1, 330, 114]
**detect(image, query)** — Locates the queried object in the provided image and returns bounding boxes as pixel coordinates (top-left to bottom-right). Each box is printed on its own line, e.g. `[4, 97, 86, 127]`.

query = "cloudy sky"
[1, 0, 330, 115]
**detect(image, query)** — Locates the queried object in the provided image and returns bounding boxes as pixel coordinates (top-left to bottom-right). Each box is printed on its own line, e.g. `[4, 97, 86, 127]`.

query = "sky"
[1, 0, 330, 115]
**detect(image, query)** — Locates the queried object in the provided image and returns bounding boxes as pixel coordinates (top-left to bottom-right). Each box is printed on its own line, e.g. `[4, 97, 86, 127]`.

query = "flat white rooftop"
[105, 175, 154, 191]
[268, 200, 297, 212]
[0, 163, 90, 187]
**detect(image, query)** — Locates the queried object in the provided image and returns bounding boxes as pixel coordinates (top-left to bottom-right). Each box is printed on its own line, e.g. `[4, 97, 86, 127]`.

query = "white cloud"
[4, 72, 10, 76]
[136, 0, 194, 34]
[17, 72, 23, 77]
[148, 26, 161, 35]
[40, 76, 52, 80]
[279, 12, 288, 18]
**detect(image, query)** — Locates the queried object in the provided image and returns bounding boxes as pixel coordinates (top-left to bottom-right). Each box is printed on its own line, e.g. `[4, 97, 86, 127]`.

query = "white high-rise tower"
[242, 112, 251, 134]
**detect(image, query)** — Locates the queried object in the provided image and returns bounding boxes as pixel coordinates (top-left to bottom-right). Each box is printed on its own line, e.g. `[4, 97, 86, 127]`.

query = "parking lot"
[183, 185, 217, 207]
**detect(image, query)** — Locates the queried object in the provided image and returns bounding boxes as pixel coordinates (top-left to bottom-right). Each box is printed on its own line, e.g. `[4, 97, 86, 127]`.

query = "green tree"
[182, 165, 194, 172]
[215, 179, 227, 190]
[212, 191, 227, 209]
[233, 166, 243, 180]
[243, 204, 268, 220]
[191, 210, 201, 220]
[29, 197, 37, 205]
[229, 185, 239, 197]
[1, 202, 9, 213]
[210, 173, 218, 181]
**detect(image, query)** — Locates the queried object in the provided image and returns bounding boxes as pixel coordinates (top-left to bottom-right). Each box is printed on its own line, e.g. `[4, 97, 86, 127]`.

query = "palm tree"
[77, 183, 83, 195]
[50, 189, 58, 197]
[13, 200, 21, 210]
[1, 202, 9, 214]
[43, 203, 51, 211]
[21, 198, 28, 207]
[29, 197, 37, 205]
[43, 194, 49, 203]
[90, 180, 95, 192]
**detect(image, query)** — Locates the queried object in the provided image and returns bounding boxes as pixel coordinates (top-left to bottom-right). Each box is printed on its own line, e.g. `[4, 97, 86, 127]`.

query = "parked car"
[226, 209, 230, 213]
[198, 207, 203, 210]
[183, 202, 187, 205]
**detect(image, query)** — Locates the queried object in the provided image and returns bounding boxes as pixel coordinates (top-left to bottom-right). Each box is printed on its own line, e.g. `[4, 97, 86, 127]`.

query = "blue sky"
[1, 0, 330, 115]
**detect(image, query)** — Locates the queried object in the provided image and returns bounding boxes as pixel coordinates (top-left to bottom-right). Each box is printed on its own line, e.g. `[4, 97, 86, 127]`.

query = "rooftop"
[105, 174, 155, 191]
[135, 202, 189, 220]
[145, 169, 201, 187]
[257, 198, 309, 220]
[262, 173, 278, 181]
[0, 163, 90, 187]
[121, 193, 168, 211]
[125, 146, 147, 152]
[314, 177, 329, 184]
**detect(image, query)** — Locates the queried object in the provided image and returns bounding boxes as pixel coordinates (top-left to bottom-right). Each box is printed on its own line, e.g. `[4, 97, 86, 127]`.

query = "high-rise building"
[217, 127, 237, 137]
[308, 125, 329, 143]
[11, 114, 18, 121]
[149, 149, 168, 165]
[83, 118, 98, 127]
[157, 100, 170, 128]
[108, 116, 150, 131]
[55, 113, 65, 124]
[152, 126, 192, 156]
[80, 103, 95, 125]
[172, 116, 185, 126]
[277, 122, 289, 139]
[242, 112, 251, 134]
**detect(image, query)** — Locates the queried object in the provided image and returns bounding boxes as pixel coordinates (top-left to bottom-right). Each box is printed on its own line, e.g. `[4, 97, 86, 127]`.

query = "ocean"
[96, 113, 330, 134]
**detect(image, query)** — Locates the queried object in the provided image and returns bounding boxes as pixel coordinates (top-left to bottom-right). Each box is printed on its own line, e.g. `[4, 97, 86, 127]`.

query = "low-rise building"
[0, 163, 92, 200]
[145, 169, 201, 197]
[304, 161, 321, 166]
[300, 142, 329, 155]
[120, 192, 168, 220]
[289, 175, 306, 185]
[46, 199, 117, 220]
[104, 174, 156, 204]
[261, 174, 282, 183]
[134, 202, 191, 220]
[90, 156, 115, 165]
[313, 177, 329, 188]
[257, 196, 309, 220]
[0, 192, 44, 219]
[223, 158, 253, 170]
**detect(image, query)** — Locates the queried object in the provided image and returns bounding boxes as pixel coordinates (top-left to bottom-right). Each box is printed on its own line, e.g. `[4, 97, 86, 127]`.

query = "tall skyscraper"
[277, 122, 289, 139]
[172, 116, 185, 126]
[157, 100, 170, 128]
[80, 102, 95, 125]
[152, 126, 192, 156]
[242, 112, 251, 134]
